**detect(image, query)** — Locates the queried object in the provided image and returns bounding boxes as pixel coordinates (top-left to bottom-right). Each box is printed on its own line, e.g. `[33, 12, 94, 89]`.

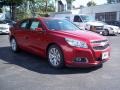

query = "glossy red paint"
[9, 17, 111, 68]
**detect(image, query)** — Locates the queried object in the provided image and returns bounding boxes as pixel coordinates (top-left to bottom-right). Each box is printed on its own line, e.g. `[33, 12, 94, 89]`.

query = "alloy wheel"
[11, 38, 17, 52]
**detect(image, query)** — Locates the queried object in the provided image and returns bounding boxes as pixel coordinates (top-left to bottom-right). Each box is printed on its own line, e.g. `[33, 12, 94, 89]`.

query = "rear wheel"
[10, 38, 19, 52]
[47, 45, 64, 69]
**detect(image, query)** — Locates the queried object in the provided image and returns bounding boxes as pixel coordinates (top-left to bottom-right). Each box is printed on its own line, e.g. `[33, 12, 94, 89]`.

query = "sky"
[72, 0, 107, 7]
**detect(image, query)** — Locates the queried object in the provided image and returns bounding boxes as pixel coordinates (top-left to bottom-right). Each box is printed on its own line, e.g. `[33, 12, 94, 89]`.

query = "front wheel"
[103, 30, 109, 36]
[48, 45, 64, 69]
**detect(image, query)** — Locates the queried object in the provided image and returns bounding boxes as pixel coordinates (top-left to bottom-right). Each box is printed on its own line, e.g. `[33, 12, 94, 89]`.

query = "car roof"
[17, 17, 66, 23]
[36, 17, 66, 20]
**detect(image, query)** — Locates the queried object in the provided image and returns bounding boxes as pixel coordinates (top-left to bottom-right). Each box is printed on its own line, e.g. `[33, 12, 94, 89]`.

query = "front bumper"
[64, 46, 110, 68]
[95, 30, 105, 35]
[109, 30, 118, 35]
[0, 30, 9, 34]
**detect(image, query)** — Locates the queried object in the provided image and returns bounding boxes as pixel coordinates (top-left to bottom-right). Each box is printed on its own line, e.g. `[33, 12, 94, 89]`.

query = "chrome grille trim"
[94, 26, 104, 30]
[93, 44, 109, 50]
[91, 39, 109, 50]
[91, 39, 108, 43]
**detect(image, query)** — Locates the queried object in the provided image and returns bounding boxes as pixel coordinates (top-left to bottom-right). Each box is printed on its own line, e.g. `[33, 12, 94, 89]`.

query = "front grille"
[93, 44, 109, 50]
[91, 39, 108, 43]
[0, 27, 8, 30]
[95, 26, 103, 30]
[91, 39, 109, 50]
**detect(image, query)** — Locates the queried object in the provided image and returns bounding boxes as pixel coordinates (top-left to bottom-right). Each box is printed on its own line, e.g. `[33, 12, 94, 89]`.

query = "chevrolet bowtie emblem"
[100, 42, 107, 46]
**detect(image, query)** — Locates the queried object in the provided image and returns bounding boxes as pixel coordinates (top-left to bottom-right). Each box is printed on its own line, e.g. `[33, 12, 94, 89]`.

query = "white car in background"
[51, 13, 120, 35]
[0, 21, 10, 34]
[99, 21, 120, 35]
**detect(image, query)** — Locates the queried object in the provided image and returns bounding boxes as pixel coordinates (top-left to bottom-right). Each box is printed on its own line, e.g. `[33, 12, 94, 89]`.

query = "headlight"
[65, 38, 88, 48]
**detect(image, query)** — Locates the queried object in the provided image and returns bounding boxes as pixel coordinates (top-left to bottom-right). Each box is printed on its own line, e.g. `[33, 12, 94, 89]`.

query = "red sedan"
[9, 17, 111, 68]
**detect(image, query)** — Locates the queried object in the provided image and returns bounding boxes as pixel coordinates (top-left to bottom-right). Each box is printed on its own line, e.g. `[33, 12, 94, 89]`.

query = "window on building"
[96, 12, 117, 22]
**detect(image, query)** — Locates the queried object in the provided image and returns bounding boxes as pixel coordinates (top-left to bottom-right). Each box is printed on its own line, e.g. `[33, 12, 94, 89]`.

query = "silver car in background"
[99, 21, 120, 36]
[0, 21, 10, 34]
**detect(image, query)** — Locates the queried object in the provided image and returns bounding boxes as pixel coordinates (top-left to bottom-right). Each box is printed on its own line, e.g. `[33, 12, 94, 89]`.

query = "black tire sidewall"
[103, 30, 109, 36]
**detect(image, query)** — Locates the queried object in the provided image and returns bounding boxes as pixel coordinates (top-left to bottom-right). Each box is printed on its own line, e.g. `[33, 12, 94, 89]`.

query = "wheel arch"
[46, 42, 64, 57]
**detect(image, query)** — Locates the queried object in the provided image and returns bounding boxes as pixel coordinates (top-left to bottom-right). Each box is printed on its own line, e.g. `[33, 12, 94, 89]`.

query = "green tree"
[15, 0, 55, 20]
[87, 1, 96, 7]
[0, 0, 55, 20]
[0, 0, 24, 20]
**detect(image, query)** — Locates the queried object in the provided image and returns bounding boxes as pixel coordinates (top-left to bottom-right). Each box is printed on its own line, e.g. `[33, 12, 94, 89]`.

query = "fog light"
[74, 57, 88, 63]
[100, 32, 103, 35]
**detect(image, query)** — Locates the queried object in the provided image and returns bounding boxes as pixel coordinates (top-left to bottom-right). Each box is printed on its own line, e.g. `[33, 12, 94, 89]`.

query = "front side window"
[30, 21, 40, 30]
[44, 19, 80, 31]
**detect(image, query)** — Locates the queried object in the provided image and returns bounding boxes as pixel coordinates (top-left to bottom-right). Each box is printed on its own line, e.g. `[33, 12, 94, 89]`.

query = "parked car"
[98, 21, 120, 35]
[0, 21, 10, 34]
[105, 21, 120, 28]
[9, 17, 111, 68]
[3, 19, 16, 27]
[51, 13, 105, 34]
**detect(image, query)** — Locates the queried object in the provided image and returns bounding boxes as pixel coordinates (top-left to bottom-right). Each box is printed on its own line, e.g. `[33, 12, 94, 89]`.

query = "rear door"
[14, 19, 30, 49]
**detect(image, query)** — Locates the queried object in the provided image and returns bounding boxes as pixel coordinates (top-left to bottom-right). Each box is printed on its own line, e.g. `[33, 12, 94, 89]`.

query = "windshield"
[0, 21, 6, 24]
[80, 15, 95, 22]
[44, 19, 80, 31]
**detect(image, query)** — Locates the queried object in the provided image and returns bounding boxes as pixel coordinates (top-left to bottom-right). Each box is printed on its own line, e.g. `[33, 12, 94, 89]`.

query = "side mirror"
[35, 28, 43, 32]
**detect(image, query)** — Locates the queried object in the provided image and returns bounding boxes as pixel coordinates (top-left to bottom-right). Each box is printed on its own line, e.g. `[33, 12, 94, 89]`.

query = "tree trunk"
[10, 5, 12, 19]
[11, 5, 16, 20]
[45, 1, 48, 12]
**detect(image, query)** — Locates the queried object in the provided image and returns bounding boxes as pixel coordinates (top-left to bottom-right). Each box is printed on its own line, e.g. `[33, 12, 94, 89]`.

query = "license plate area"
[102, 52, 109, 59]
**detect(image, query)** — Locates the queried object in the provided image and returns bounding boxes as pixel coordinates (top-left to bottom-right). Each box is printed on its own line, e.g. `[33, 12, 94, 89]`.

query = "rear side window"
[20, 20, 29, 29]
[74, 15, 82, 22]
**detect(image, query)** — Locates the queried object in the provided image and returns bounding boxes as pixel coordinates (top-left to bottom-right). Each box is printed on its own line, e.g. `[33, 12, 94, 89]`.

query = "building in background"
[79, 3, 120, 22]
[107, 0, 120, 4]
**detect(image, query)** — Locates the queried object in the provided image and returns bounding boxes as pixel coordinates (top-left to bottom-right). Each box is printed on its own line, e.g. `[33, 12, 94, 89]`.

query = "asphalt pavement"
[0, 35, 120, 90]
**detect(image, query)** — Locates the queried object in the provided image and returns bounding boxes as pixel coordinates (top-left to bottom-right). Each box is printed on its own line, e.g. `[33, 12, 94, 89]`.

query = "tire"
[47, 45, 64, 69]
[10, 38, 19, 52]
[103, 30, 109, 36]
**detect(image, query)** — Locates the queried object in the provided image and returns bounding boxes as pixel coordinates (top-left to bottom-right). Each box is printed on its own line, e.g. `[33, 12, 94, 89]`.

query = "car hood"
[104, 25, 119, 29]
[52, 30, 106, 42]
[0, 24, 9, 28]
[86, 21, 104, 26]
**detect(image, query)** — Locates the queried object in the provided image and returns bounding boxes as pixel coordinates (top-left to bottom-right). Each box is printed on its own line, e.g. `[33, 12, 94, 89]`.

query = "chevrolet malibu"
[9, 17, 110, 68]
